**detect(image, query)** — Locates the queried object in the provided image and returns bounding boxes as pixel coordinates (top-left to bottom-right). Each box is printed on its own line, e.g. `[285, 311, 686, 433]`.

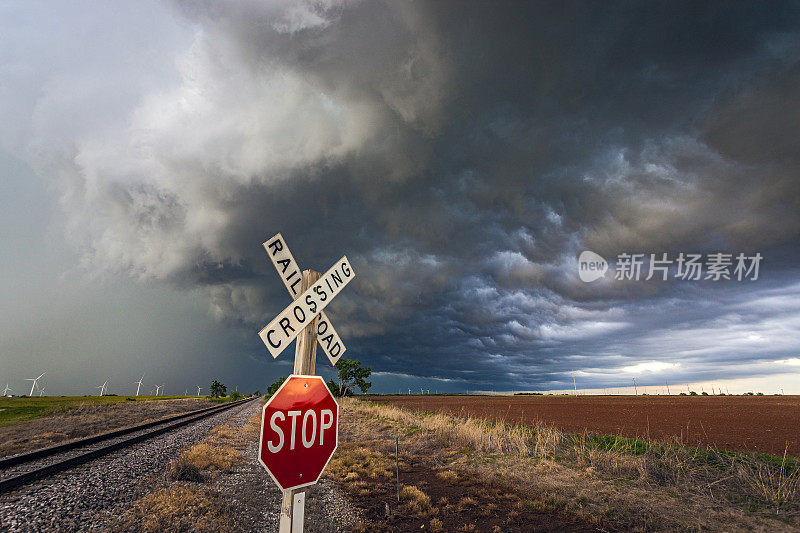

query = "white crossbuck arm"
[259, 255, 354, 360]
[262, 234, 348, 365]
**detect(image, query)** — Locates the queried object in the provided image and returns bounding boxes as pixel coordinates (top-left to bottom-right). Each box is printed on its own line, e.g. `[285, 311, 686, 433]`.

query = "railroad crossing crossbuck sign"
[258, 375, 339, 491]
[256, 233, 354, 532]
[259, 233, 352, 365]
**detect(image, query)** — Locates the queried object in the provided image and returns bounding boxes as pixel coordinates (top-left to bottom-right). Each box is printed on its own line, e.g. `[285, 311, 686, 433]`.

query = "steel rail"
[0, 398, 250, 469]
[0, 397, 253, 493]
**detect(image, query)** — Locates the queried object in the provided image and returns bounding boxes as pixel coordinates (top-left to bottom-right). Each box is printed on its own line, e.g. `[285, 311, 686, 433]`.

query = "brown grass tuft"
[326, 442, 394, 487]
[352, 400, 530, 456]
[165, 456, 204, 482]
[737, 450, 800, 510]
[401, 485, 432, 514]
[183, 441, 242, 471]
[111, 484, 227, 532]
[458, 496, 478, 509]
[436, 469, 458, 482]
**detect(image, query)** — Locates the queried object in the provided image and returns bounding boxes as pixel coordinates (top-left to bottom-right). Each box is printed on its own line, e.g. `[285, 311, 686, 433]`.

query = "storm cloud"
[4, 1, 800, 392]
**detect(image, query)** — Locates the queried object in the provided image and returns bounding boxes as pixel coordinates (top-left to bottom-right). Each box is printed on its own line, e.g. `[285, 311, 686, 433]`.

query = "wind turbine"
[196, 386, 202, 396]
[2, 383, 12, 396]
[633, 377, 638, 396]
[134, 375, 145, 396]
[25, 372, 45, 397]
[96, 380, 108, 396]
[38, 386, 46, 397]
[155, 384, 163, 396]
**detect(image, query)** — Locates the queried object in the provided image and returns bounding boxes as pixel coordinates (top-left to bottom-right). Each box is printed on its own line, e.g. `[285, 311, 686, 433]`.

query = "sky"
[1, 1, 800, 396]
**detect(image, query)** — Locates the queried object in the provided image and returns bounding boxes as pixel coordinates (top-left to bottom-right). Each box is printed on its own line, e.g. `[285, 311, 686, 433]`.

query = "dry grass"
[344, 397, 800, 531]
[356, 400, 529, 455]
[165, 456, 204, 483]
[436, 469, 458, 482]
[458, 496, 478, 509]
[401, 484, 432, 514]
[111, 400, 268, 532]
[327, 443, 395, 481]
[111, 483, 227, 533]
[182, 441, 242, 472]
[174, 413, 253, 475]
[109, 402, 268, 532]
[327, 441, 397, 498]
[737, 450, 800, 509]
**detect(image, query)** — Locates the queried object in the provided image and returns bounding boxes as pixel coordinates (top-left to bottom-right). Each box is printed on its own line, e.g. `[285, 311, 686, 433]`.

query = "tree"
[210, 380, 227, 398]
[267, 376, 288, 398]
[326, 359, 371, 397]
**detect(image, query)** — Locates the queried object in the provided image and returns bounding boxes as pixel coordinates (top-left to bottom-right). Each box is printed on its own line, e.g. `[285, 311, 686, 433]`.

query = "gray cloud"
[3, 1, 800, 391]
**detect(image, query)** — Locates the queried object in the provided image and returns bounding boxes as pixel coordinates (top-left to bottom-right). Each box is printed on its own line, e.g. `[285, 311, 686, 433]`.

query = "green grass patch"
[404, 425, 422, 436]
[584, 434, 651, 455]
[208, 393, 245, 403]
[755, 452, 800, 474]
[0, 395, 195, 427]
[570, 431, 800, 474]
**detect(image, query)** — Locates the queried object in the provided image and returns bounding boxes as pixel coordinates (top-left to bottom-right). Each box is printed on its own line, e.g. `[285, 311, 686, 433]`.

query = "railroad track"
[0, 397, 254, 494]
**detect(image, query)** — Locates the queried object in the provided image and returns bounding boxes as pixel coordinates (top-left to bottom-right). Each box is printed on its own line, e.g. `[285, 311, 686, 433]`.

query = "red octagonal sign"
[259, 375, 339, 491]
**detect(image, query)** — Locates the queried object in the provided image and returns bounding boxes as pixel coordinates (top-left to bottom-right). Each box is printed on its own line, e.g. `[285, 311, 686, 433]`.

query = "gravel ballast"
[0, 402, 251, 531]
[209, 401, 362, 532]
[0, 400, 362, 532]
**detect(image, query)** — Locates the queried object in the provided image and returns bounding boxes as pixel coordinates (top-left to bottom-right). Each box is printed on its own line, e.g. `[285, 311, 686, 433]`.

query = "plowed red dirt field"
[361, 395, 800, 457]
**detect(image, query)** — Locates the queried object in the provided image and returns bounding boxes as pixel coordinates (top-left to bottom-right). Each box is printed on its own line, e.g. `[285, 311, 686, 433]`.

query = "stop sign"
[258, 375, 339, 491]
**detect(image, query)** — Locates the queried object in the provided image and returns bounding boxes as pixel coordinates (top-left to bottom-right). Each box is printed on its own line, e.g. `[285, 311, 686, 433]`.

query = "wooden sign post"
[279, 269, 320, 533]
[257, 237, 355, 533]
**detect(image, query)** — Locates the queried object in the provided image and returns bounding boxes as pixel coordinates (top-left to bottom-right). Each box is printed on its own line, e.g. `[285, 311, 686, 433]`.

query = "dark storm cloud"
[16, 1, 800, 390]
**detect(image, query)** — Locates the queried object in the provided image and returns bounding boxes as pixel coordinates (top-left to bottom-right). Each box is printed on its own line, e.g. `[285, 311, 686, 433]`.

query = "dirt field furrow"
[362, 395, 800, 456]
